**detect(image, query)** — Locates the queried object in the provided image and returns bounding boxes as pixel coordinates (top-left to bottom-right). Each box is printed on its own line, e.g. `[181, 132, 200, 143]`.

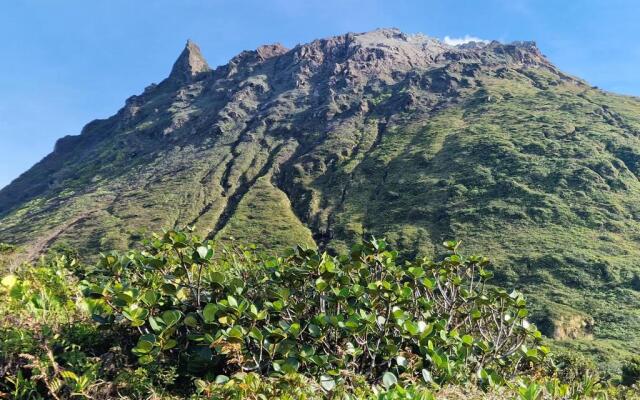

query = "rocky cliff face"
[2, 28, 640, 362]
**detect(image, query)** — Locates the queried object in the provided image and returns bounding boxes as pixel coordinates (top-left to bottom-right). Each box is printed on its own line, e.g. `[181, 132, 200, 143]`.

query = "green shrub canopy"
[82, 230, 546, 389]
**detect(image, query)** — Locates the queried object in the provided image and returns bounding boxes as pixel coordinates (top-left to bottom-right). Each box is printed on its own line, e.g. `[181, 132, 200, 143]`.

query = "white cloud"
[443, 35, 489, 46]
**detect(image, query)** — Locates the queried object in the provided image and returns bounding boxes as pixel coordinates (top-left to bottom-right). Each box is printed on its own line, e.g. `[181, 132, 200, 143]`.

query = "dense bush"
[1, 230, 638, 399]
[622, 357, 640, 387]
[0, 256, 109, 398]
[85, 231, 546, 391]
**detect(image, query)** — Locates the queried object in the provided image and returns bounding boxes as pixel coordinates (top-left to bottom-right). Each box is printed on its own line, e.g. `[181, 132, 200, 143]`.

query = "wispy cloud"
[443, 35, 489, 46]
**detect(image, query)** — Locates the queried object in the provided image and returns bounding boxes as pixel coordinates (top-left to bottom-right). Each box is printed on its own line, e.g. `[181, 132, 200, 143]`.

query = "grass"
[216, 176, 316, 251]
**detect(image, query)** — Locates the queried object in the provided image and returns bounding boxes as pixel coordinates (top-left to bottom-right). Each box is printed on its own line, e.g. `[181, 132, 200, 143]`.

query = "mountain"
[1, 28, 640, 366]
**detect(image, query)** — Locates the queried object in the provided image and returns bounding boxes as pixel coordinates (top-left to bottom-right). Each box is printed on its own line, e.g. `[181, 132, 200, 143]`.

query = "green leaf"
[227, 295, 238, 308]
[122, 306, 149, 323]
[324, 260, 336, 273]
[168, 230, 187, 244]
[148, 316, 163, 332]
[271, 300, 284, 311]
[227, 326, 244, 339]
[208, 271, 225, 284]
[382, 371, 397, 389]
[248, 327, 264, 342]
[161, 283, 177, 295]
[130, 319, 146, 327]
[421, 277, 435, 290]
[60, 370, 79, 381]
[161, 310, 182, 327]
[203, 303, 217, 323]
[115, 292, 134, 305]
[308, 324, 321, 337]
[9, 284, 24, 300]
[184, 313, 199, 328]
[214, 375, 230, 384]
[404, 320, 419, 336]
[282, 357, 300, 373]
[134, 334, 156, 355]
[442, 240, 458, 250]
[407, 267, 425, 279]
[134, 340, 153, 354]
[461, 335, 474, 346]
[288, 322, 301, 336]
[138, 355, 154, 365]
[162, 339, 177, 350]
[141, 290, 158, 306]
[315, 277, 328, 292]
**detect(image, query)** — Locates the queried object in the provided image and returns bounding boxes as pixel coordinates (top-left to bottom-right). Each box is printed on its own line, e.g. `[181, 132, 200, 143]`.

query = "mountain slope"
[1, 29, 640, 365]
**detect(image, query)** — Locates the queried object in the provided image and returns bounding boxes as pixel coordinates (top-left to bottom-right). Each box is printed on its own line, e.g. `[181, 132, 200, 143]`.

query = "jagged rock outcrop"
[169, 39, 211, 83]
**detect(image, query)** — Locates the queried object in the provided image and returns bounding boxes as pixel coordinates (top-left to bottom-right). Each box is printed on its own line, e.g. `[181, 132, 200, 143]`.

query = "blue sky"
[1, 0, 639, 189]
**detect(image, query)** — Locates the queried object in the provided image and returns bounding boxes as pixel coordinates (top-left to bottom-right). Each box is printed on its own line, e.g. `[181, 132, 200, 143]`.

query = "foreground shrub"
[0, 256, 110, 399]
[3, 230, 638, 399]
[84, 230, 546, 392]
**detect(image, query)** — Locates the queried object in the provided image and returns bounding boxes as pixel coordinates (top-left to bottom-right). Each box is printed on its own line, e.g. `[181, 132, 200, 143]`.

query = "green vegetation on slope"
[315, 70, 640, 369]
[216, 176, 317, 251]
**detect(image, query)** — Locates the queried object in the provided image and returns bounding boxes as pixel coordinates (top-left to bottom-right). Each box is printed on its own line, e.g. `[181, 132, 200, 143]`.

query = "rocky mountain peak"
[168, 39, 211, 83]
[256, 43, 289, 60]
[283, 28, 551, 88]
